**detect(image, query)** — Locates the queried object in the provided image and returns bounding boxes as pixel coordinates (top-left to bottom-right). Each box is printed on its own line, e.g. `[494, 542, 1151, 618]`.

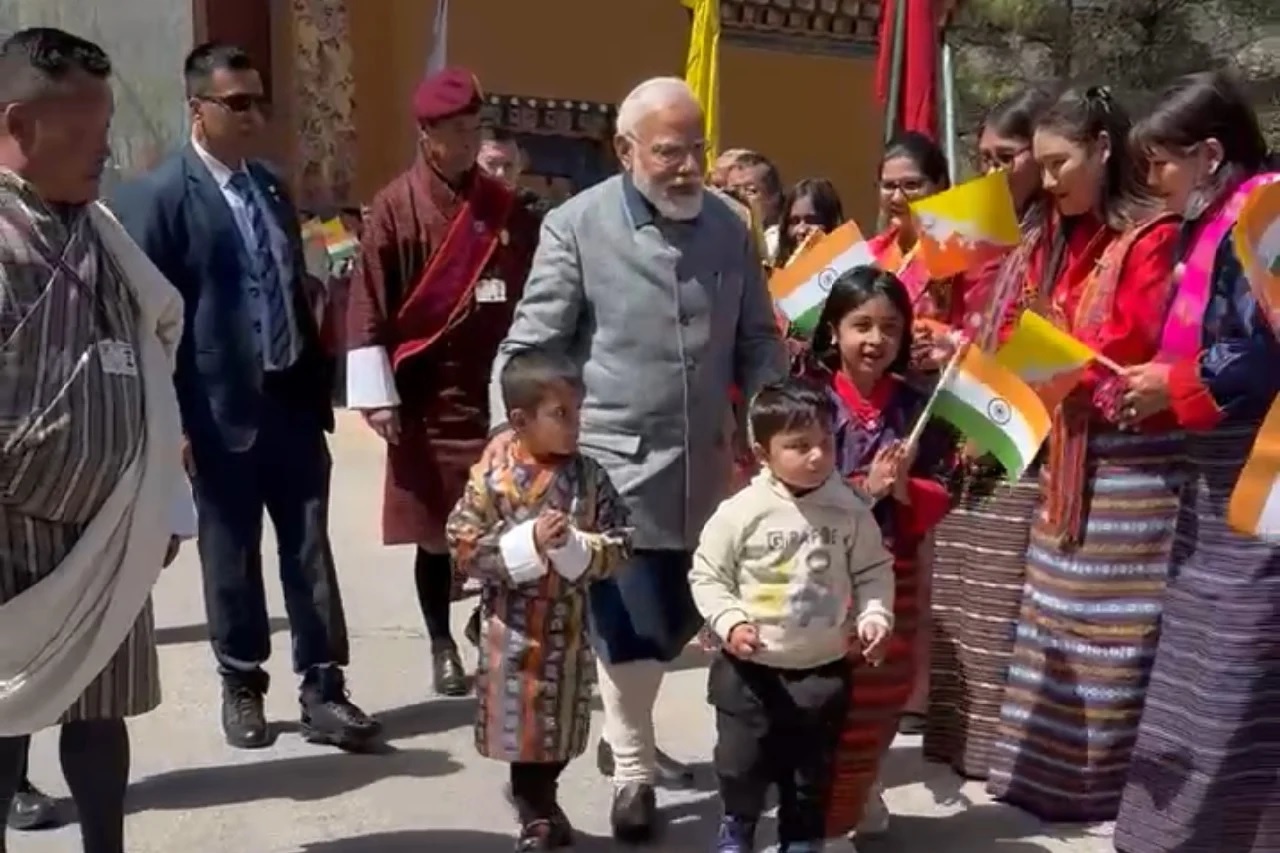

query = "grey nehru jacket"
[489, 175, 787, 551]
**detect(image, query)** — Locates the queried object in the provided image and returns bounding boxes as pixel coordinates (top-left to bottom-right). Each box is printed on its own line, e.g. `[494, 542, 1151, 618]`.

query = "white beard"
[632, 167, 703, 221]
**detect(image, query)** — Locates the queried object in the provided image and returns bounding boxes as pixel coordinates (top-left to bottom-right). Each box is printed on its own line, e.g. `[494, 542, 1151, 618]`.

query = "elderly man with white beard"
[483, 77, 786, 843]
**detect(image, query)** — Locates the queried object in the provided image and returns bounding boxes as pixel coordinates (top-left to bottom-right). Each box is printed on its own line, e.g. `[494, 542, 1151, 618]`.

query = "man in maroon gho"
[344, 67, 538, 695]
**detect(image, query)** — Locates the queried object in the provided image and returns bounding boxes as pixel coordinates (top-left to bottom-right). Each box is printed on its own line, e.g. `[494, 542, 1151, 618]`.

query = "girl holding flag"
[792, 266, 954, 843]
[1113, 71, 1280, 853]
[923, 85, 1057, 780]
[985, 86, 1185, 823]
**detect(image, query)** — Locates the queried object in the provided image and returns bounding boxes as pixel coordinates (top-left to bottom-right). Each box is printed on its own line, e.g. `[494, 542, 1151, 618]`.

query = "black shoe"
[610, 782, 657, 844]
[464, 607, 482, 648]
[898, 711, 926, 736]
[221, 680, 270, 749]
[432, 645, 468, 697]
[597, 739, 695, 789]
[515, 818, 555, 851]
[548, 803, 574, 848]
[300, 667, 382, 749]
[7, 780, 59, 831]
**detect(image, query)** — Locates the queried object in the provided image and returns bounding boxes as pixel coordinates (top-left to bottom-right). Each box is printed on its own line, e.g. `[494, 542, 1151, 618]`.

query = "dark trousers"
[192, 391, 349, 684]
[413, 549, 455, 648]
[509, 761, 567, 824]
[709, 653, 851, 844]
[587, 549, 702, 664]
[0, 721, 130, 853]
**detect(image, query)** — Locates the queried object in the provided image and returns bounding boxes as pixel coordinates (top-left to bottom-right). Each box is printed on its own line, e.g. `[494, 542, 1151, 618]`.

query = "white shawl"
[0, 202, 184, 735]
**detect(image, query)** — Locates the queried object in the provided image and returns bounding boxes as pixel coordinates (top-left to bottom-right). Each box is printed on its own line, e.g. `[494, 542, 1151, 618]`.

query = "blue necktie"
[229, 171, 291, 368]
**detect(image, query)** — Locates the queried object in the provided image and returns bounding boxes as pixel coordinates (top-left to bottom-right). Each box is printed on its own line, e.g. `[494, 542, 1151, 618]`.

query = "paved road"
[15, 415, 1116, 852]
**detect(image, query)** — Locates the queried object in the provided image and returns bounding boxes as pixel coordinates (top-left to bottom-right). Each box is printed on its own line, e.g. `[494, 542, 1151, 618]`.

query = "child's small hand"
[725, 622, 762, 659]
[865, 442, 900, 499]
[533, 510, 569, 553]
[890, 442, 917, 502]
[859, 618, 892, 665]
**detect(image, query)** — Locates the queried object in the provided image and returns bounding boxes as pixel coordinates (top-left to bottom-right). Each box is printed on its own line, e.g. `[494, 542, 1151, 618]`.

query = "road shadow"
[125, 747, 461, 813]
[155, 616, 289, 647]
[855, 804, 1077, 852]
[298, 828, 609, 852]
[376, 696, 478, 741]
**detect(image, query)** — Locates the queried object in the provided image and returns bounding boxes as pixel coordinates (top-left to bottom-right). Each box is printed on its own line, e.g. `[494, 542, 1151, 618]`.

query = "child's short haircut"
[748, 378, 836, 446]
[500, 348, 583, 413]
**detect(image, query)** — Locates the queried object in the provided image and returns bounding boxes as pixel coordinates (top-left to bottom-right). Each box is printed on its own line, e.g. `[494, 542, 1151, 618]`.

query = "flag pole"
[904, 340, 968, 453]
[940, 34, 958, 184]
[882, 0, 908, 147]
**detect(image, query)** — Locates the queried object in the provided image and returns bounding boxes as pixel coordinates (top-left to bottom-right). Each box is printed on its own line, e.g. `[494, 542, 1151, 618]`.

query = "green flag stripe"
[933, 391, 1027, 477]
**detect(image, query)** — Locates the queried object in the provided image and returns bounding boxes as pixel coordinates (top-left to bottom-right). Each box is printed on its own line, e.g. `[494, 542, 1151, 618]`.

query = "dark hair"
[183, 42, 255, 98]
[480, 125, 517, 144]
[732, 151, 783, 195]
[500, 349, 583, 413]
[1131, 70, 1273, 194]
[810, 266, 914, 377]
[748, 378, 836, 447]
[774, 178, 845, 267]
[1035, 85, 1157, 229]
[882, 131, 950, 189]
[0, 27, 111, 104]
[981, 85, 1055, 144]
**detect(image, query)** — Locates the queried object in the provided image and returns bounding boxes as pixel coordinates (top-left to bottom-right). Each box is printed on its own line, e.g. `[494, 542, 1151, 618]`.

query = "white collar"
[191, 135, 244, 190]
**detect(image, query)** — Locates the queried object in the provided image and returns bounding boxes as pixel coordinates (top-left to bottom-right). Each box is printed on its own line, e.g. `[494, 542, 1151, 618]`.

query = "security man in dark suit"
[113, 41, 378, 752]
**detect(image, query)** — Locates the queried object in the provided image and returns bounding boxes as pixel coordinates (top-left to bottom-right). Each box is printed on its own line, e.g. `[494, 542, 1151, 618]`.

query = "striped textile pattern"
[825, 536, 924, 836]
[229, 171, 292, 369]
[1114, 424, 1280, 853]
[923, 464, 1039, 779]
[986, 430, 1185, 821]
[0, 177, 158, 721]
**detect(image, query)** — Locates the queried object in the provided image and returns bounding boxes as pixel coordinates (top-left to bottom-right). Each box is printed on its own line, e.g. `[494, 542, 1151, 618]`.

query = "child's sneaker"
[779, 842, 825, 852]
[515, 819, 555, 851]
[715, 814, 757, 852]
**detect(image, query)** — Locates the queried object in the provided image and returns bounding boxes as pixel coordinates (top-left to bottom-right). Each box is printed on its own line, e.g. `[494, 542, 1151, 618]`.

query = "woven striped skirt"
[986, 430, 1184, 822]
[923, 464, 1039, 779]
[825, 542, 923, 837]
[1114, 424, 1280, 852]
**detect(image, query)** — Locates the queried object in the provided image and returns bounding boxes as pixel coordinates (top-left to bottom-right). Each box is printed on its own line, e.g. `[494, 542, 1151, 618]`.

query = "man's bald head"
[0, 28, 114, 204]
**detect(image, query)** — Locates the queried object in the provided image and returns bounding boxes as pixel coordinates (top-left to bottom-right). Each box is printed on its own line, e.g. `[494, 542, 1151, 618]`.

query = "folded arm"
[543, 460, 634, 585]
[447, 466, 548, 587]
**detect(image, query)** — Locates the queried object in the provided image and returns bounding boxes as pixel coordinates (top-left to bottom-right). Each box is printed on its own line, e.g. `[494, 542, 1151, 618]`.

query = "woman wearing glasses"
[772, 178, 845, 270]
[921, 86, 1055, 780]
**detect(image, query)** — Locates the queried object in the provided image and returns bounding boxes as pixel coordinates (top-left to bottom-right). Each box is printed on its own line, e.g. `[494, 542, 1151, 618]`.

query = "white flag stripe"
[1256, 477, 1280, 537]
[426, 0, 449, 74]
[775, 240, 876, 319]
[944, 369, 1042, 468]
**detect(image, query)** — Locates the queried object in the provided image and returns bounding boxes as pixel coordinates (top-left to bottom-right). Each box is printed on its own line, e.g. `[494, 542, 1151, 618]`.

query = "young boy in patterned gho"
[689, 378, 896, 853]
[446, 348, 633, 852]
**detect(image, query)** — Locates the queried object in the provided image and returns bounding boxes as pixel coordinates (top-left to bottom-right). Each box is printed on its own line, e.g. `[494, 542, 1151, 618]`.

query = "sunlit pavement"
[16, 413, 1114, 852]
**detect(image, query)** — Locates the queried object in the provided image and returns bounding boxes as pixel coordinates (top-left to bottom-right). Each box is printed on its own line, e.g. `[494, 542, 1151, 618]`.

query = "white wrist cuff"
[498, 520, 548, 585]
[547, 528, 592, 581]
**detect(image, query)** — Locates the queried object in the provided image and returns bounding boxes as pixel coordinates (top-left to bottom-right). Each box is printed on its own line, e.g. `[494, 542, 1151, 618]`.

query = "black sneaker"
[300, 667, 382, 749]
[610, 782, 657, 844]
[7, 780, 59, 831]
[221, 681, 270, 749]
[432, 645, 469, 697]
[515, 818, 555, 851]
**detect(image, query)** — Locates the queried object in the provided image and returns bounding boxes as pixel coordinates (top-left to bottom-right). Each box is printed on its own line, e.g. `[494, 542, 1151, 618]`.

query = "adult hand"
[1118, 362, 1173, 426]
[725, 622, 762, 659]
[480, 428, 514, 468]
[362, 407, 401, 444]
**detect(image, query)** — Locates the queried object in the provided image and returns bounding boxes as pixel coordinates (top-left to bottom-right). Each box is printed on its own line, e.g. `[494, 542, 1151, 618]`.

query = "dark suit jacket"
[113, 145, 335, 453]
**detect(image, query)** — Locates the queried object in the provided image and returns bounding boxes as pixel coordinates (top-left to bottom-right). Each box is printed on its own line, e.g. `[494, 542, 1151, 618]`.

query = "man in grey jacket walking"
[485, 77, 786, 842]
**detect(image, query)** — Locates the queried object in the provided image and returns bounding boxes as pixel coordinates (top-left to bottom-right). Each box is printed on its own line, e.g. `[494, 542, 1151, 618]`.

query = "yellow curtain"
[682, 0, 720, 170]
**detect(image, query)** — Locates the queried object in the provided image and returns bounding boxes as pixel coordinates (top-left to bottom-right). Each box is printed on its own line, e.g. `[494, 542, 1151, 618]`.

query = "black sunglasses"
[198, 93, 271, 115]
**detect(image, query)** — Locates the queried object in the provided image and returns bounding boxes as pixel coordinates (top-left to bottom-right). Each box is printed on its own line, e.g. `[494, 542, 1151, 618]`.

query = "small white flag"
[427, 0, 449, 74]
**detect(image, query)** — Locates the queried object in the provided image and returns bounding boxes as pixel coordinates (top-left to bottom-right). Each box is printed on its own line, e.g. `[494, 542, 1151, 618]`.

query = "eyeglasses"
[878, 178, 929, 196]
[975, 146, 1030, 172]
[198, 93, 271, 115]
[628, 135, 706, 168]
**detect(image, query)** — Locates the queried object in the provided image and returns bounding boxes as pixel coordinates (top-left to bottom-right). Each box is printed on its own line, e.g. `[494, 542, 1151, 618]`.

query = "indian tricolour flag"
[1227, 399, 1280, 541]
[768, 221, 874, 336]
[928, 344, 1051, 480]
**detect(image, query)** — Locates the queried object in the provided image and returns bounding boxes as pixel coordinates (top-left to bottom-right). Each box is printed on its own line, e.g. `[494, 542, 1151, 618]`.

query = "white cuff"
[547, 528, 592, 581]
[856, 607, 894, 632]
[345, 345, 401, 409]
[169, 475, 197, 540]
[498, 519, 548, 585]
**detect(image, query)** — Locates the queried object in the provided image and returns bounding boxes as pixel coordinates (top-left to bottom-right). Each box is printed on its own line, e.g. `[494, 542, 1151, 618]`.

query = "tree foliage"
[948, 0, 1279, 147]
